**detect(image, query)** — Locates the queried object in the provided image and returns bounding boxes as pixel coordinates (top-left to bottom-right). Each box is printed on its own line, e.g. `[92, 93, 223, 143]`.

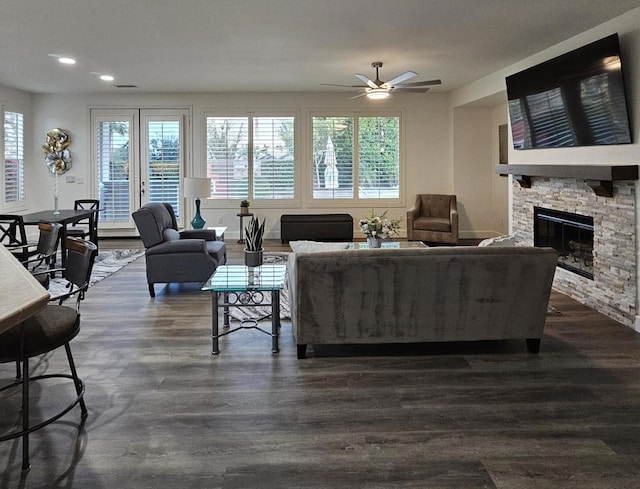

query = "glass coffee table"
[202, 264, 287, 355]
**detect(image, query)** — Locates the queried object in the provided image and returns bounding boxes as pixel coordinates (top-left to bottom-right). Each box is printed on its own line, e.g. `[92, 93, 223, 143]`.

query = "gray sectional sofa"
[288, 246, 558, 358]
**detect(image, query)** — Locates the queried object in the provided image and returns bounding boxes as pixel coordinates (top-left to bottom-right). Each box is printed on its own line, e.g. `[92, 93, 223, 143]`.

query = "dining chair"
[0, 214, 31, 262]
[67, 199, 100, 250]
[0, 237, 97, 471]
[20, 221, 63, 288]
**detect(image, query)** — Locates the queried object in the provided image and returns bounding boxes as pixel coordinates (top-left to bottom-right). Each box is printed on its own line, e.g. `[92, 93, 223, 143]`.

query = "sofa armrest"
[180, 229, 217, 241]
[146, 239, 208, 256]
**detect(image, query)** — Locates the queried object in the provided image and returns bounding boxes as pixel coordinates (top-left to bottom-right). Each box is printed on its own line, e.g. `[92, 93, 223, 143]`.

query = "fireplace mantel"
[495, 164, 639, 197]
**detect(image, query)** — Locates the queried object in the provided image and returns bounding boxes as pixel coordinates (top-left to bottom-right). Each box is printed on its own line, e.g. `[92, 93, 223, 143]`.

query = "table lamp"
[183, 177, 211, 229]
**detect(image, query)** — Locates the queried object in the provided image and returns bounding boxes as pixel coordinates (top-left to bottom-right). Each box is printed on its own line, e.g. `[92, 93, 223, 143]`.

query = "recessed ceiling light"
[100, 75, 114, 81]
[58, 57, 76, 65]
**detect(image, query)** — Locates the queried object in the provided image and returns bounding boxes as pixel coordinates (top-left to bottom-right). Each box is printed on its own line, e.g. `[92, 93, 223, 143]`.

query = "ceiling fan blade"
[395, 79, 442, 87]
[393, 87, 430, 93]
[355, 73, 379, 89]
[385, 71, 417, 87]
[349, 92, 369, 99]
[322, 83, 369, 88]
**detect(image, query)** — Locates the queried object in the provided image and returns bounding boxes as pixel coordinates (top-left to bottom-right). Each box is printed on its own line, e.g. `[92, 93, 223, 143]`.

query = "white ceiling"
[1, 0, 639, 95]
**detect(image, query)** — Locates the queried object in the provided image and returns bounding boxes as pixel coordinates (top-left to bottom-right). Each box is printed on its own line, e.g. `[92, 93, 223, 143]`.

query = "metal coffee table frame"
[203, 265, 286, 355]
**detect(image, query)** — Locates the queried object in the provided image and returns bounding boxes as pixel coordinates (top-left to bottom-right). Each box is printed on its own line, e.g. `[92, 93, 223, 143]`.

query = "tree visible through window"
[206, 115, 295, 201]
[312, 115, 400, 200]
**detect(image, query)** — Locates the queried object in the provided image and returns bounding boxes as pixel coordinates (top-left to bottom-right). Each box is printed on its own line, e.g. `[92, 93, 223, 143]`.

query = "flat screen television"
[506, 33, 632, 149]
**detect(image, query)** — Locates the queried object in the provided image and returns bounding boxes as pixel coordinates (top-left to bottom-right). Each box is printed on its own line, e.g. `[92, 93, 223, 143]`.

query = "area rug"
[228, 252, 291, 321]
[47, 248, 144, 296]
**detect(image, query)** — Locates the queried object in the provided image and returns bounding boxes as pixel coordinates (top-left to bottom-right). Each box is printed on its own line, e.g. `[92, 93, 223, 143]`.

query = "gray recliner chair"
[406, 194, 459, 244]
[132, 203, 226, 297]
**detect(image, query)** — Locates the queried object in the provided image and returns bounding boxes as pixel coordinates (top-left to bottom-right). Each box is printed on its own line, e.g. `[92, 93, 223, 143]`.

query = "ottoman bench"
[280, 214, 353, 243]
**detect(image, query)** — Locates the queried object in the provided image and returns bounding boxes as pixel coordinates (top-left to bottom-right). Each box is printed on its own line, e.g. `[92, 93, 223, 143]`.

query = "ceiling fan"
[323, 62, 441, 99]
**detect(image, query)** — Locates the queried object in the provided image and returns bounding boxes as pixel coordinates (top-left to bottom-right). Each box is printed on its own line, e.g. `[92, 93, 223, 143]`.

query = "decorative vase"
[241, 206, 249, 215]
[244, 249, 263, 267]
[191, 197, 205, 229]
[367, 236, 383, 248]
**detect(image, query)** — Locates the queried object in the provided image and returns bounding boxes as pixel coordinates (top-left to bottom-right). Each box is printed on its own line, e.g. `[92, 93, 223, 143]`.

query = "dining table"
[21, 209, 98, 269]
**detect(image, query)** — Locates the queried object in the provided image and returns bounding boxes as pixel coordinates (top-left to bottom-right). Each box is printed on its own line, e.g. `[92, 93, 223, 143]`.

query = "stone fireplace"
[498, 164, 638, 327]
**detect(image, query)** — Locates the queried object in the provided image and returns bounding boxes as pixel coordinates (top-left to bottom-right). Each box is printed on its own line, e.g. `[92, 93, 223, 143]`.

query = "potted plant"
[244, 216, 265, 267]
[240, 199, 250, 215]
[359, 209, 401, 248]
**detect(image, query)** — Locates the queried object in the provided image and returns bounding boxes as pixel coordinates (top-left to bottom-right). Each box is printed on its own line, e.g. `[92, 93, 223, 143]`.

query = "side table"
[237, 212, 253, 244]
[207, 226, 227, 241]
[202, 264, 287, 355]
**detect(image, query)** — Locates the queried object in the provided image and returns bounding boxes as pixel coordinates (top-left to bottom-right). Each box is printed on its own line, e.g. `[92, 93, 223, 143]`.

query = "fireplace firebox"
[534, 207, 594, 280]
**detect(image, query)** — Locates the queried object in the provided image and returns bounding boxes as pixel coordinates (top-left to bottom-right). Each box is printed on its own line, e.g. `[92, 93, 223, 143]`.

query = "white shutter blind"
[97, 120, 131, 222]
[147, 120, 181, 216]
[312, 116, 354, 199]
[253, 116, 294, 199]
[358, 116, 400, 199]
[206, 117, 248, 200]
[3, 111, 24, 204]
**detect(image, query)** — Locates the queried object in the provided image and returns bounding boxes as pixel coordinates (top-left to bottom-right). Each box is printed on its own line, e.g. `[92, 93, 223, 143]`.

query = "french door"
[90, 108, 189, 234]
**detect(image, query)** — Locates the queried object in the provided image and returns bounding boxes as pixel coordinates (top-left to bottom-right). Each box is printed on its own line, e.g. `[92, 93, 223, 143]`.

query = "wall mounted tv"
[506, 33, 632, 149]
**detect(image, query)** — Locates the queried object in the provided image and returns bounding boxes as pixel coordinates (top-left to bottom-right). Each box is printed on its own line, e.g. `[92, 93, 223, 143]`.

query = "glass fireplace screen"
[534, 207, 594, 280]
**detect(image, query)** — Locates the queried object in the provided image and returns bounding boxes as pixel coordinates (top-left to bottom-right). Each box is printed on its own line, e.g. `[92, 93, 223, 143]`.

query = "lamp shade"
[183, 177, 211, 198]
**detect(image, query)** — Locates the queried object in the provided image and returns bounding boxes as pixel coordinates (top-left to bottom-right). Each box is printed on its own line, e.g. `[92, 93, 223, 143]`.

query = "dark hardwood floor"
[3, 239, 640, 488]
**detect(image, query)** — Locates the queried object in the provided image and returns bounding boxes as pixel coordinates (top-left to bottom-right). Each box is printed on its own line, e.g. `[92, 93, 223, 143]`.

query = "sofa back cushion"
[420, 194, 453, 218]
[132, 203, 178, 248]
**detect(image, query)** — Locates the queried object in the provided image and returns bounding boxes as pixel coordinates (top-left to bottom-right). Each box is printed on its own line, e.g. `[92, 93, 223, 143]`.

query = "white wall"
[4, 8, 638, 243]
[27, 91, 452, 240]
[450, 6, 640, 325]
[451, 7, 640, 168]
[452, 107, 495, 238]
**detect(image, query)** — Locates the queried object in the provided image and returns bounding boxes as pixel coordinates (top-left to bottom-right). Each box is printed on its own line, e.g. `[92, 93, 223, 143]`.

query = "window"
[312, 114, 400, 201]
[3, 110, 25, 205]
[95, 117, 133, 223]
[92, 108, 187, 230]
[206, 114, 295, 201]
[145, 117, 182, 215]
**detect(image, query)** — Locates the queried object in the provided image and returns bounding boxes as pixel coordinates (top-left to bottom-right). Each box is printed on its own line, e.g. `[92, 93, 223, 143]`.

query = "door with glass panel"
[91, 108, 188, 233]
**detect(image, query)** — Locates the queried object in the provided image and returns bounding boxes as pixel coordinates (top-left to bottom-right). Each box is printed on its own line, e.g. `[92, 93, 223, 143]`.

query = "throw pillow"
[289, 240, 350, 253]
[163, 228, 180, 241]
[478, 234, 517, 247]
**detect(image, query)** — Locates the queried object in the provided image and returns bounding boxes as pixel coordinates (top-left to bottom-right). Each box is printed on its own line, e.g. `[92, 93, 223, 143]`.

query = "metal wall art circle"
[42, 128, 72, 175]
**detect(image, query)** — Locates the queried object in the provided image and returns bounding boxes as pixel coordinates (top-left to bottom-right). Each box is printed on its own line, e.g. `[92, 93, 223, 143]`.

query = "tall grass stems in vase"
[244, 216, 265, 266]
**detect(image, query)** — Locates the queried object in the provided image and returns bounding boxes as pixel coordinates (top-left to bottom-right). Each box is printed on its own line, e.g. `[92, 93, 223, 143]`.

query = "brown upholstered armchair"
[406, 194, 458, 244]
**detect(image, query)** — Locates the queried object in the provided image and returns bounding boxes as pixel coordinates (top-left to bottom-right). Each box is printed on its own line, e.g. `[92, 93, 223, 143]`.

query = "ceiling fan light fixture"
[366, 88, 391, 100]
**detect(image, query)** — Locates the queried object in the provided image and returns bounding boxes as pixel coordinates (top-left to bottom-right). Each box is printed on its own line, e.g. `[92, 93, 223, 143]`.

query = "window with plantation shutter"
[206, 117, 248, 200]
[96, 119, 132, 223]
[253, 116, 294, 199]
[312, 114, 401, 202]
[206, 114, 295, 201]
[146, 119, 181, 216]
[3, 110, 25, 204]
[358, 117, 399, 199]
[312, 116, 354, 199]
